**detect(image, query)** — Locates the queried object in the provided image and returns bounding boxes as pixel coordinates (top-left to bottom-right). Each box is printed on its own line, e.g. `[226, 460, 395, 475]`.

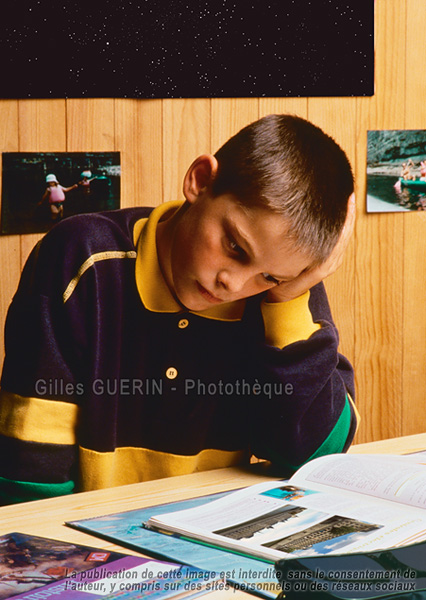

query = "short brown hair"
[212, 114, 354, 263]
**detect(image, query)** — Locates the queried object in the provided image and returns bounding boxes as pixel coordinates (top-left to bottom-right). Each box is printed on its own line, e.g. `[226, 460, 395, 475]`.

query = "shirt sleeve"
[0, 209, 144, 505]
[249, 282, 358, 473]
[0, 231, 80, 505]
[261, 291, 321, 348]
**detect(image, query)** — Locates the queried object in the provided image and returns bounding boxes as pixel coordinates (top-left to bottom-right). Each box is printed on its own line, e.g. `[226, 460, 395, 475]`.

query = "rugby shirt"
[0, 202, 357, 504]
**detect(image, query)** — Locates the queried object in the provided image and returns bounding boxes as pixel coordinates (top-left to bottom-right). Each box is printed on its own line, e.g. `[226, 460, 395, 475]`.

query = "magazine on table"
[144, 453, 426, 563]
[0, 532, 221, 600]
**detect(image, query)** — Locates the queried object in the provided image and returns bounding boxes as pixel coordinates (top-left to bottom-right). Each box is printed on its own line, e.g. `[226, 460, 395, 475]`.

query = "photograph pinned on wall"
[367, 129, 426, 212]
[1, 152, 120, 235]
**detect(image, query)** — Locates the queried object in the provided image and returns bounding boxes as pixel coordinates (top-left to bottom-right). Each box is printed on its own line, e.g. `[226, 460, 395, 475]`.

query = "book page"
[290, 453, 426, 510]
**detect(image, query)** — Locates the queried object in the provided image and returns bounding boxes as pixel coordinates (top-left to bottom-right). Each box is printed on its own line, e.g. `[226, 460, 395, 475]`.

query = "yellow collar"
[134, 201, 245, 321]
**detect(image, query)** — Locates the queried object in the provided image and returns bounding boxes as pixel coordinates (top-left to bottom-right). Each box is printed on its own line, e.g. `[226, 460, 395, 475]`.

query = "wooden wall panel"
[18, 100, 67, 151]
[259, 98, 308, 120]
[402, 0, 426, 435]
[162, 99, 210, 203]
[211, 98, 259, 152]
[66, 99, 115, 152]
[1, 0, 426, 444]
[115, 99, 163, 208]
[354, 0, 406, 442]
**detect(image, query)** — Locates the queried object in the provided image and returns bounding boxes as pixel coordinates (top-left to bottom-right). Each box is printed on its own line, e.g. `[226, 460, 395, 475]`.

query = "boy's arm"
[250, 281, 357, 473]
[248, 194, 357, 472]
[0, 236, 79, 505]
[0, 208, 146, 505]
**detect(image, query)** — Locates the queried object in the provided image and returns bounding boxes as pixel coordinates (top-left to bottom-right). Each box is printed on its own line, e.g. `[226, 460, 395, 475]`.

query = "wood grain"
[401, 0, 426, 436]
[211, 98, 259, 151]
[66, 99, 115, 152]
[354, 0, 406, 442]
[115, 98, 163, 207]
[162, 99, 210, 203]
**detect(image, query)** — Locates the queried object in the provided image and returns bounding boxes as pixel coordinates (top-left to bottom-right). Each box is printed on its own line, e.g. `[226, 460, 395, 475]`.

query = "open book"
[145, 453, 426, 563]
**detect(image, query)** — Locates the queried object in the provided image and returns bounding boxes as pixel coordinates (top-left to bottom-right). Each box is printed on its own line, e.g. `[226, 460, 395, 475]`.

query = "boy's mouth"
[196, 282, 223, 304]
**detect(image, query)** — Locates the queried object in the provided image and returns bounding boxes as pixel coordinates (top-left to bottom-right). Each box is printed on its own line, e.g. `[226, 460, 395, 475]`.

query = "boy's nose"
[217, 269, 248, 294]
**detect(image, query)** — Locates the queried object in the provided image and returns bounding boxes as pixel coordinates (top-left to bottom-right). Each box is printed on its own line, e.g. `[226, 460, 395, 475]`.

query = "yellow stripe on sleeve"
[79, 445, 247, 491]
[261, 291, 321, 348]
[63, 250, 137, 303]
[0, 390, 78, 445]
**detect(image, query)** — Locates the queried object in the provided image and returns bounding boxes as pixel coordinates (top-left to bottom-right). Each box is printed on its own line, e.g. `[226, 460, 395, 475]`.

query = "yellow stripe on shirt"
[79, 445, 247, 491]
[0, 390, 78, 445]
[261, 291, 321, 348]
[63, 250, 137, 303]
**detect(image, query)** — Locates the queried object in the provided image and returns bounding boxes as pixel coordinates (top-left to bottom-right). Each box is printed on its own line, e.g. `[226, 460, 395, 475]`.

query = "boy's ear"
[183, 154, 218, 203]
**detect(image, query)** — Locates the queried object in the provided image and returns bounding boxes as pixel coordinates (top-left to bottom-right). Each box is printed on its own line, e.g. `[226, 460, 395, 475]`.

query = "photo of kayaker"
[400, 159, 414, 181]
[367, 129, 426, 212]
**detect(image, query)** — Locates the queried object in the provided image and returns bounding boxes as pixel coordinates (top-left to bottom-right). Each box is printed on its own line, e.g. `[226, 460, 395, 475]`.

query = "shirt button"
[178, 318, 189, 329]
[166, 367, 178, 379]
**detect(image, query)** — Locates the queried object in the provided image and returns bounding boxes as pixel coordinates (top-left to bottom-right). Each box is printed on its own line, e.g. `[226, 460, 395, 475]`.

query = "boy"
[0, 114, 357, 505]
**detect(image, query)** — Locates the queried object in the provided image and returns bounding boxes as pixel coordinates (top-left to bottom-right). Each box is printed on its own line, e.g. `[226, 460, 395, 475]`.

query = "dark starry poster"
[0, 0, 374, 99]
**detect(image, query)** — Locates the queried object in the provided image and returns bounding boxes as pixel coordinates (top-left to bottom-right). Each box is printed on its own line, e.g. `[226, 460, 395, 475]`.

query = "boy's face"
[165, 192, 313, 312]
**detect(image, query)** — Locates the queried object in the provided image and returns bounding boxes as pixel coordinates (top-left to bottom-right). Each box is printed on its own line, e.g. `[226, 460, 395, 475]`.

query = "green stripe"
[0, 476, 74, 505]
[305, 394, 352, 463]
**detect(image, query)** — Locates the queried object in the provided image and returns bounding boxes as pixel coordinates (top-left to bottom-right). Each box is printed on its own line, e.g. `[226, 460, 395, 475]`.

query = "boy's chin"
[178, 298, 212, 312]
[176, 293, 220, 312]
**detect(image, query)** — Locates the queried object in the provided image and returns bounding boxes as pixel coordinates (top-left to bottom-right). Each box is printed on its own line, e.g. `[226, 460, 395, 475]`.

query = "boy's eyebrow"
[228, 220, 255, 257]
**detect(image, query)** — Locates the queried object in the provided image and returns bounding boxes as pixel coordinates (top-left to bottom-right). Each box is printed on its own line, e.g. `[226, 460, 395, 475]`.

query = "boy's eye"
[262, 273, 280, 285]
[227, 237, 245, 258]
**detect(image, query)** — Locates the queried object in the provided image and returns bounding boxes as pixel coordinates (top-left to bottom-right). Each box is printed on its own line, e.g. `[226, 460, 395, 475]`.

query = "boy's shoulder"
[52, 206, 152, 237]
[42, 207, 153, 253]
[25, 208, 155, 293]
